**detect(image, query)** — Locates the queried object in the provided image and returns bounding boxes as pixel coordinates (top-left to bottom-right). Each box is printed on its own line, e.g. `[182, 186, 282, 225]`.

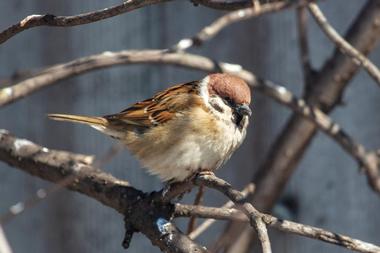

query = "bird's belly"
[144, 134, 228, 181]
[126, 113, 246, 182]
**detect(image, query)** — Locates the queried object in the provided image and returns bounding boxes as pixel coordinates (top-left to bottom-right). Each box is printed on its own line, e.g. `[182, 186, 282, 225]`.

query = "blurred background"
[0, 1, 380, 252]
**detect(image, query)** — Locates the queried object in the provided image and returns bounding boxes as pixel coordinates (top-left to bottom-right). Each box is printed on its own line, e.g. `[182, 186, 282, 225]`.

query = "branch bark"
[222, 1, 380, 251]
[0, 0, 176, 45]
[194, 173, 272, 253]
[174, 204, 380, 253]
[0, 129, 208, 253]
[172, 1, 294, 51]
[0, 0, 306, 45]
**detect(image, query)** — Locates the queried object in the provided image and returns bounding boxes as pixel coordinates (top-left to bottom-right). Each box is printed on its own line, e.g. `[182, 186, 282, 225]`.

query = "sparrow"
[48, 73, 252, 182]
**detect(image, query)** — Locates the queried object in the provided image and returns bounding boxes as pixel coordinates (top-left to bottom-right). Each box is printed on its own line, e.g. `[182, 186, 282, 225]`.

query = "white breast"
[135, 106, 247, 182]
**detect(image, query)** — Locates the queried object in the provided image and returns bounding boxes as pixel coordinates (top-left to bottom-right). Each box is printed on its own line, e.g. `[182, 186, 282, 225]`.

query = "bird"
[48, 73, 252, 182]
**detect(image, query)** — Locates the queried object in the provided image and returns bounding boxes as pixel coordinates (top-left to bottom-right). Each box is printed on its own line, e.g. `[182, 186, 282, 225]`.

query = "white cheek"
[208, 96, 233, 118]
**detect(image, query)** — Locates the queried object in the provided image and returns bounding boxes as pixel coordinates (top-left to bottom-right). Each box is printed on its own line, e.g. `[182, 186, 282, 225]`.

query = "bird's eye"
[223, 97, 235, 106]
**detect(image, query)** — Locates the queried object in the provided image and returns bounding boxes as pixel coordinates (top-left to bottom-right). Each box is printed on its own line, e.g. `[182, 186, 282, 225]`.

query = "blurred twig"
[186, 185, 205, 235]
[0, 225, 12, 253]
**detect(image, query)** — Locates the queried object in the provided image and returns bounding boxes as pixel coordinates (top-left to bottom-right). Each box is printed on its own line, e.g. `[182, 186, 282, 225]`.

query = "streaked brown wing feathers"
[104, 81, 199, 127]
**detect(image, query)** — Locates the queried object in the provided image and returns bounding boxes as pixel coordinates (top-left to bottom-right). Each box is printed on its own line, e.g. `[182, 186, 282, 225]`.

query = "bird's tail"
[48, 113, 127, 140]
[48, 113, 107, 127]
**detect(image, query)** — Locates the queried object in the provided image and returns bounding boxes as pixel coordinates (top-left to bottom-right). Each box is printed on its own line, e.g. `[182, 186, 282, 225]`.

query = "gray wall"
[0, 1, 379, 252]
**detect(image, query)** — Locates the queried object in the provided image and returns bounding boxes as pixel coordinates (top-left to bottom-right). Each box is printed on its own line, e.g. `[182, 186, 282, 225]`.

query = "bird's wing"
[104, 81, 201, 127]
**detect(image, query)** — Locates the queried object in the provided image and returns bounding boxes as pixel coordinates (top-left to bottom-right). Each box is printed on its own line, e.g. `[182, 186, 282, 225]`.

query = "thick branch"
[0, 0, 175, 45]
[308, 3, 380, 87]
[174, 204, 380, 253]
[0, 129, 207, 253]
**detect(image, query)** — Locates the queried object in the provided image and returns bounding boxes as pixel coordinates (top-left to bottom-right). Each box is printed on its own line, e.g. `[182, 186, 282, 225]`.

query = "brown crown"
[207, 73, 251, 104]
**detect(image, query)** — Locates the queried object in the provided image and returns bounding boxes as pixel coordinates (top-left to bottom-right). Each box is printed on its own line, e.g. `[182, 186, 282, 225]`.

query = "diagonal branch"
[0, 129, 208, 253]
[174, 204, 380, 253]
[308, 3, 380, 87]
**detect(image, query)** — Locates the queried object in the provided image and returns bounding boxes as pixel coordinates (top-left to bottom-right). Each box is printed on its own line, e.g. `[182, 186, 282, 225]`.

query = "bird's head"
[201, 73, 252, 129]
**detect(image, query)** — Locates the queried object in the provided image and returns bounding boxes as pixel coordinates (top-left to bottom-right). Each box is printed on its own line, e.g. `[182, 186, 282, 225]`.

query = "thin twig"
[175, 203, 380, 253]
[193, 173, 272, 253]
[308, 3, 380, 87]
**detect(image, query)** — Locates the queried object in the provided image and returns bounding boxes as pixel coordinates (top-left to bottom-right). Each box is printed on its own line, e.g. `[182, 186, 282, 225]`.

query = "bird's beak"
[236, 104, 252, 117]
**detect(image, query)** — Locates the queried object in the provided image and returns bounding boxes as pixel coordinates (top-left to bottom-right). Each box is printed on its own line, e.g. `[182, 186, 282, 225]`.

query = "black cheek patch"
[232, 113, 244, 130]
[211, 102, 224, 113]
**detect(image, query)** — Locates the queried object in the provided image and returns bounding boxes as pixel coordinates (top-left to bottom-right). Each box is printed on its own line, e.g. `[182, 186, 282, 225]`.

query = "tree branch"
[187, 183, 255, 240]
[252, 0, 380, 214]
[221, 1, 380, 251]
[308, 3, 380, 87]
[0, 129, 208, 253]
[0, 0, 176, 45]
[2, 49, 379, 193]
[172, 1, 294, 51]
[174, 204, 380, 253]
[194, 172, 272, 253]
[296, 6, 313, 84]
[0, 0, 308, 46]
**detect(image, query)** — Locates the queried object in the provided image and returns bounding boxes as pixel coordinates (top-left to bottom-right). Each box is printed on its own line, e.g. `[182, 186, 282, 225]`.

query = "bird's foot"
[195, 170, 215, 180]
